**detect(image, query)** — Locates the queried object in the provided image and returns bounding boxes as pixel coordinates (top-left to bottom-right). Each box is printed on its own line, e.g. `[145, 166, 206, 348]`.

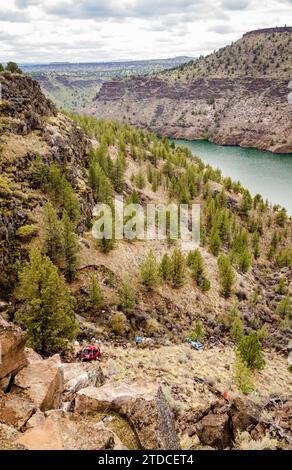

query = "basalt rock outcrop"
[12, 355, 64, 412]
[0, 72, 93, 297]
[88, 76, 292, 154]
[15, 413, 126, 450]
[75, 381, 180, 450]
[0, 316, 27, 383]
[87, 28, 292, 154]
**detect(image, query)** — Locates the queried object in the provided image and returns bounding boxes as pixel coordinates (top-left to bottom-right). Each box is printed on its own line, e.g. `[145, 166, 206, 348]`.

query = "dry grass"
[98, 343, 292, 412]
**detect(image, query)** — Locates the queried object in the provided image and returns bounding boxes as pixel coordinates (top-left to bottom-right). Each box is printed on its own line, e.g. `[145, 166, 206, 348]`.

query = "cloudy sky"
[0, 0, 291, 63]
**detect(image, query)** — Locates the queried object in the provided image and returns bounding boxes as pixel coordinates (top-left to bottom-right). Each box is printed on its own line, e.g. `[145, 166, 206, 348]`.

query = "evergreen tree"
[160, 253, 172, 281]
[30, 156, 49, 188]
[217, 254, 235, 298]
[140, 250, 161, 291]
[240, 190, 252, 215]
[6, 61, 22, 74]
[86, 275, 104, 310]
[231, 316, 244, 344]
[62, 210, 79, 282]
[127, 189, 140, 204]
[43, 202, 63, 265]
[89, 161, 113, 203]
[238, 248, 251, 273]
[189, 320, 205, 343]
[96, 206, 116, 253]
[275, 277, 287, 295]
[209, 226, 222, 256]
[170, 248, 186, 288]
[15, 248, 78, 355]
[188, 249, 211, 292]
[62, 183, 80, 227]
[119, 280, 136, 312]
[135, 169, 146, 189]
[112, 154, 125, 192]
[276, 296, 291, 319]
[276, 208, 287, 227]
[0, 63, 4, 72]
[232, 357, 255, 395]
[237, 331, 265, 371]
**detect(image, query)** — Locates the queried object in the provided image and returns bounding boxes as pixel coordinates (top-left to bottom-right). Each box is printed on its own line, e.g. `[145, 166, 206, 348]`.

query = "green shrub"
[232, 357, 255, 395]
[16, 224, 38, 241]
[217, 254, 235, 298]
[140, 250, 161, 291]
[231, 316, 244, 344]
[237, 331, 265, 371]
[111, 312, 129, 335]
[119, 280, 136, 312]
[189, 320, 205, 343]
[86, 275, 104, 310]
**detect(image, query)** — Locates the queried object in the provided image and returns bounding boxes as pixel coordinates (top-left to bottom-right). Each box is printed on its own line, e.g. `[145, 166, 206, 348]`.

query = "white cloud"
[0, 0, 290, 63]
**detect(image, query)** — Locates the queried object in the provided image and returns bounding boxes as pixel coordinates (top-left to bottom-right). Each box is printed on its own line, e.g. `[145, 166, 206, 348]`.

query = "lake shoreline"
[171, 139, 292, 215]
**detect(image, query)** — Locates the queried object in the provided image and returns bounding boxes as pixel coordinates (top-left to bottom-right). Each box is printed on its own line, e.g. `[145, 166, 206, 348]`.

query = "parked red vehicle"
[76, 346, 102, 361]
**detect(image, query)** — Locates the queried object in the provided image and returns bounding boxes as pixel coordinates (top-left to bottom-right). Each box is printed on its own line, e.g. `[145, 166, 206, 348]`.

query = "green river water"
[173, 140, 292, 215]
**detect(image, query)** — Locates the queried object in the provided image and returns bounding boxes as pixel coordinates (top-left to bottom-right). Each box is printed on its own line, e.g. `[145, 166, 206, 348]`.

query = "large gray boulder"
[15, 414, 126, 450]
[75, 381, 180, 450]
[12, 355, 63, 411]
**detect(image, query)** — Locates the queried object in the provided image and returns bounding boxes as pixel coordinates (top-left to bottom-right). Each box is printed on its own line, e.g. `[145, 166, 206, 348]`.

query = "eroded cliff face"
[86, 28, 292, 154]
[0, 72, 93, 297]
[87, 76, 292, 154]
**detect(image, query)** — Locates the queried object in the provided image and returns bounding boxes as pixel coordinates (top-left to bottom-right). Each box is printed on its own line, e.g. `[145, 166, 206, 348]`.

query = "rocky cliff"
[0, 72, 92, 297]
[87, 28, 292, 153]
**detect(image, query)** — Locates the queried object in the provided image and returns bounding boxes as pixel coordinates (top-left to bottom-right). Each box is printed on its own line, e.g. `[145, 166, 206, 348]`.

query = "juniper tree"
[232, 357, 255, 395]
[238, 248, 251, 273]
[231, 316, 244, 344]
[188, 249, 210, 292]
[112, 154, 125, 192]
[62, 183, 80, 227]
[209, 226, 222, 256]
[189, 320, 205, 343]
[217, 254, 235, 298]
[276, 296, 292, 319]
[62, 210, 79, 282]
[43, 202, 63, 265]
[86, 275, 104, 310]
[135, 169, 146, 189]
[15, 248, 78, 355]
[170, 248, 186, 288]
[276, 208, 287, 227]
[275, 277, 287, 295]
[160, 253, 172, 281]
[6, 61, 22, 74]
[140, 250, 161, 291]
[119, 280, 136, 312]
[237, 331, 265, 371]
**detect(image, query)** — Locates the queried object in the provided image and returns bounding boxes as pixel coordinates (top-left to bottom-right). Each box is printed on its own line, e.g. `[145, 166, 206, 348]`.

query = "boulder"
[196, 413, 231, 449]
[25, 409, 45, 430]
[230, 397, 262, 435]
[75, 381, 180, 450]
[62, 362, 105, 400]
[12, 356, 63, 411]
[0, 316, 27, 379]
[0, 395, 35, 430]
[15, 414, 126, 450]
[24, 347, 43, 364]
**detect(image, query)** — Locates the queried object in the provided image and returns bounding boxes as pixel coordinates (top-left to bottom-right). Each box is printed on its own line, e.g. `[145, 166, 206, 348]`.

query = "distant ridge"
[88, 27, 292, 154]
[244, 26, 292, 36]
